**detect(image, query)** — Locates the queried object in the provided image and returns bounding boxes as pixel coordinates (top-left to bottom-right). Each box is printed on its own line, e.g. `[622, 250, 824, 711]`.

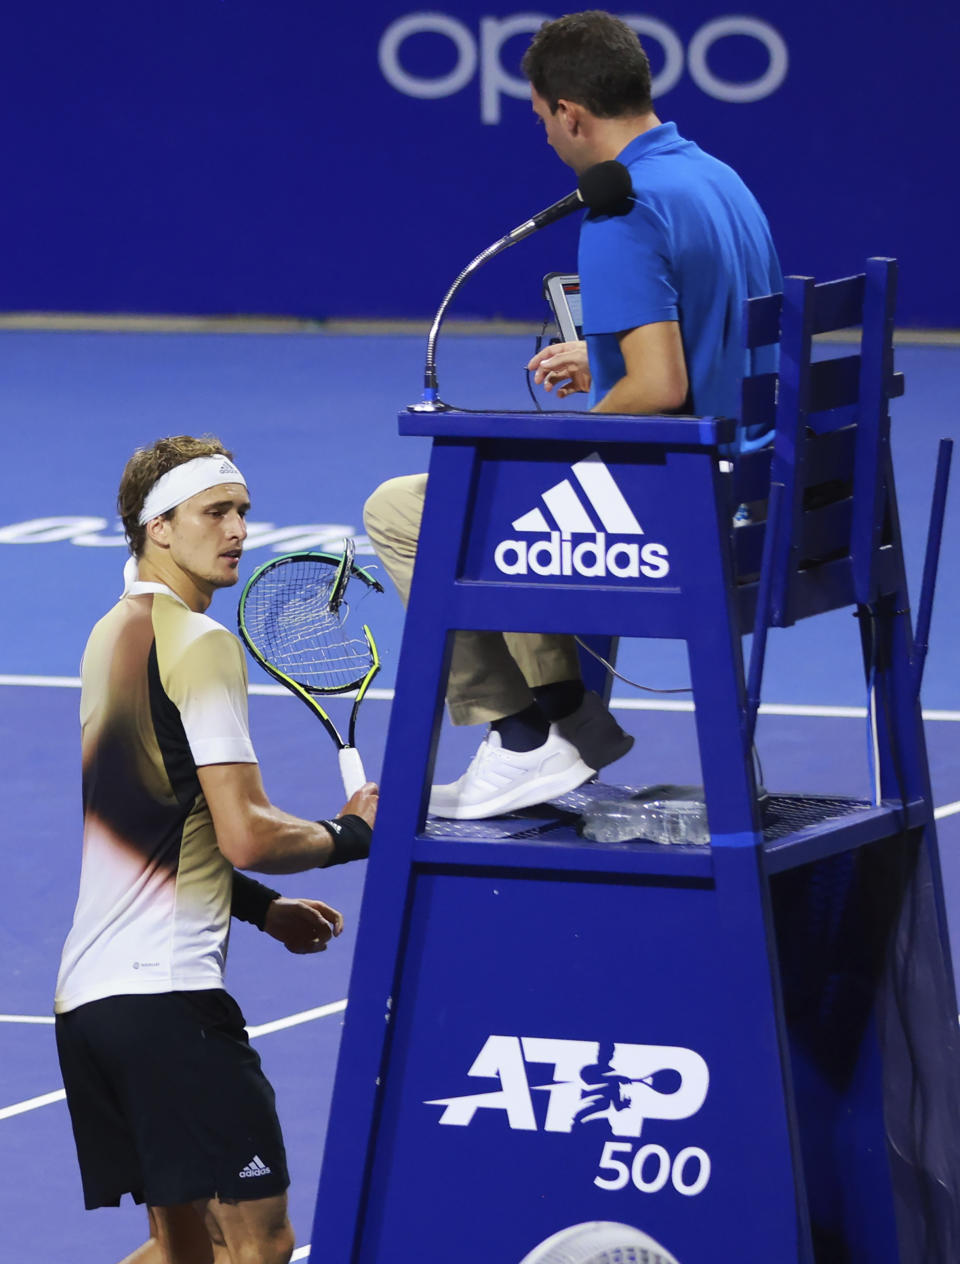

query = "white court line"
[0, 1002, 346, 1036]
[291, 1248, 311, 1262]
[936, 801, 960, 821]
[247, 684, 396, 702]
[0, 1000, 347, 1121]
[611, 697, 960, 723]
[0, 674, 83, 688]
[246, 998, 346, 1038]
[1, 674, 958, 722]
[0, 1088, 66, 1120]
[0, 675, 395, 701]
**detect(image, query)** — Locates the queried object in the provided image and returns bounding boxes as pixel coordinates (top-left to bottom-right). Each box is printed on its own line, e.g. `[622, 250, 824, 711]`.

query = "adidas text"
[494, 532, 670, 580]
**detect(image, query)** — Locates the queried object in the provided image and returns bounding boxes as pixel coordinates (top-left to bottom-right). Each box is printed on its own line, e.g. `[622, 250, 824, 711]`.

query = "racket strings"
[242, 561, 375, 692]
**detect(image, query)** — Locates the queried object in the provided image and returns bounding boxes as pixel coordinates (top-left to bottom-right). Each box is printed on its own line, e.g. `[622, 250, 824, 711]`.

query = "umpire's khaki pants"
[364, 474, 581, 726]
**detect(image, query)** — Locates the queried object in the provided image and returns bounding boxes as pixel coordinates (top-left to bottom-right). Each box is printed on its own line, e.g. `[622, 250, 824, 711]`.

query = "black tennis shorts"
[55, 990, 290, 1209]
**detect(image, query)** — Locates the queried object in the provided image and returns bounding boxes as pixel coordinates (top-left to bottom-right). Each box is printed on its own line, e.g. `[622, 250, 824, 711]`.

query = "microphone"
[505, 160, 633, 244]
[411, 161, 632, 411]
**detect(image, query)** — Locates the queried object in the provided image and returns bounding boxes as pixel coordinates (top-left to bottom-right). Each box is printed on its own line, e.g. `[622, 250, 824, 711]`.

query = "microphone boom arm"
[412, 233, 516, 413]
[409, 161, 631, 413]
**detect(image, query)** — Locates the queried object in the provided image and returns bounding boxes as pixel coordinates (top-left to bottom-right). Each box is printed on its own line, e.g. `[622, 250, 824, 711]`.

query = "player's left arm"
[231, 869, 344, 954]
[590, 320, 689, 415]
[263, 896, 343, 954]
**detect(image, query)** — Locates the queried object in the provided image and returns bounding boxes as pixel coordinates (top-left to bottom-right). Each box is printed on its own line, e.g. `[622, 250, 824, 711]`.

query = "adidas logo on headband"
[138, 454, 248, 525]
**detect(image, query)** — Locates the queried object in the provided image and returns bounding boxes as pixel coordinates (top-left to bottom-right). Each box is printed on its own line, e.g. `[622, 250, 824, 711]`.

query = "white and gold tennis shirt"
[55, 582, 257, 1014]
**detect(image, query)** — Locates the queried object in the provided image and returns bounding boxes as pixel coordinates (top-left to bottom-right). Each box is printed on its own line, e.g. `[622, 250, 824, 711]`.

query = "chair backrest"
[733, 257, 904, 628]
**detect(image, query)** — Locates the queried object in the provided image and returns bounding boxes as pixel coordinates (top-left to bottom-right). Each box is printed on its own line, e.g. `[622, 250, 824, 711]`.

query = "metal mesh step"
[422, 782, 871, 845]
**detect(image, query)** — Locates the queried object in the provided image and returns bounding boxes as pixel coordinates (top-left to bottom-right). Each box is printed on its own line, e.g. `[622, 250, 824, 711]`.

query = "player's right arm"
[198, 762, 378, 873]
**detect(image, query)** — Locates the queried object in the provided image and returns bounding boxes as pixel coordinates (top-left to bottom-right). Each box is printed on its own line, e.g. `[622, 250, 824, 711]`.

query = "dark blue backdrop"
[2, 2, 956, 325]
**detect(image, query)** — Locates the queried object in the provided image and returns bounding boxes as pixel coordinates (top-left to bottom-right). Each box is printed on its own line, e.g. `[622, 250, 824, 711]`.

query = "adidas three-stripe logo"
[239, 1155, 273, 1179]
[494, 453, 670, 581]
[511, 452, 644, 536]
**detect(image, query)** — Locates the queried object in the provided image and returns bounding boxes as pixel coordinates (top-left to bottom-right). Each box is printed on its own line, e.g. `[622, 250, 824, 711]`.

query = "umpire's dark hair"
[521, 11, 652, 117]
[118, 434, 233, 557]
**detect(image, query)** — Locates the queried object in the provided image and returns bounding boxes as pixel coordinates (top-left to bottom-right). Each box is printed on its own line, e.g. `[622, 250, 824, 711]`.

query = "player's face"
[164, 484, 250, 590]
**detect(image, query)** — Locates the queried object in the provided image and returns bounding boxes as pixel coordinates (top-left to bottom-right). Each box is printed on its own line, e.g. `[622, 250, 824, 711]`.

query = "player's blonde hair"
[118, 434, 233, 556]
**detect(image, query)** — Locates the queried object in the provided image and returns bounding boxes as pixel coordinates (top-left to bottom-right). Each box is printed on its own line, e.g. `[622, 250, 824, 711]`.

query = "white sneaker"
[429, 728, 595, 820]
[554, 691, 634, 771]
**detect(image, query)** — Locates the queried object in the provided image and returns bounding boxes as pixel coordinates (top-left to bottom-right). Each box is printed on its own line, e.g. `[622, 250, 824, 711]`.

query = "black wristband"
[318, 814, 372, 866]
[231, 870, 281, 931]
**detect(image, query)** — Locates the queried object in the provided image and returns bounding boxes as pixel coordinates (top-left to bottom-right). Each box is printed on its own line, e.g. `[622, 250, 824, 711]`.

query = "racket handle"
[338, 746, 367, 798]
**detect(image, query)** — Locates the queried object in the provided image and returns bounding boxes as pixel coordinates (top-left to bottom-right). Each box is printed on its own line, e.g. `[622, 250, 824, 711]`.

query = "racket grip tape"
[338, 746, 367, 798]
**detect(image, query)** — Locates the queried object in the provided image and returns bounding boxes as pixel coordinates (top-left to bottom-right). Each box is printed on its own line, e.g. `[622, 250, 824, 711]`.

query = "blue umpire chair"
[310, 259, 959, 1263]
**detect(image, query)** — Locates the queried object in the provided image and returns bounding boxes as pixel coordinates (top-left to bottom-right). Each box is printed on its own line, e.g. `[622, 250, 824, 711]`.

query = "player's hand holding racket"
[338, 780, 378, 823]
[238, 540, 383, 797]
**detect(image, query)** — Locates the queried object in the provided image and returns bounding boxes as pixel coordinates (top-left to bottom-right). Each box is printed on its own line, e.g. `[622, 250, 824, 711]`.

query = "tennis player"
[54, 434, 376, 1264]
[364, 10, 781, 820]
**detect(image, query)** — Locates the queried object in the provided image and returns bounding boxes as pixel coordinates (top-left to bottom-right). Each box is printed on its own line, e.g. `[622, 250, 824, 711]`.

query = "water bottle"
[580, 793, 710, 845]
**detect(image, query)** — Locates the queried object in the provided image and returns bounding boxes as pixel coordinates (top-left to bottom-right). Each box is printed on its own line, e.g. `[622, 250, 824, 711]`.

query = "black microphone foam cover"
[577, 160, 633, 215]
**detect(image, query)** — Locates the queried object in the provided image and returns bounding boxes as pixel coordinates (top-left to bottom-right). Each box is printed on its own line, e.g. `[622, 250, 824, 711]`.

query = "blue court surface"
[0, 328, 958, 1261]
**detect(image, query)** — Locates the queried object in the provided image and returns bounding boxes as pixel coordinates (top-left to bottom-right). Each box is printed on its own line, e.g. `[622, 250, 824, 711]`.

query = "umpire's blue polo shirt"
[579, 122, 782, 452]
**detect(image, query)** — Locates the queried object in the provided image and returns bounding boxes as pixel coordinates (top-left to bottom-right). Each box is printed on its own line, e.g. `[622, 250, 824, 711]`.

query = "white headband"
[138, 455, 247, 525]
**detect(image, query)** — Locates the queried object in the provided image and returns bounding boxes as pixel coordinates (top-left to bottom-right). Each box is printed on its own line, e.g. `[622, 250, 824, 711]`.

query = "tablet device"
[543, 272, 583, 343]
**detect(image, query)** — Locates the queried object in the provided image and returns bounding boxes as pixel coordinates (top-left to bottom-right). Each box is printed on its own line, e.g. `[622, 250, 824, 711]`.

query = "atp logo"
[426, 1035, 713, 1197]
[493, 453, 670, 581]
[425, 1035, 708, 1136]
